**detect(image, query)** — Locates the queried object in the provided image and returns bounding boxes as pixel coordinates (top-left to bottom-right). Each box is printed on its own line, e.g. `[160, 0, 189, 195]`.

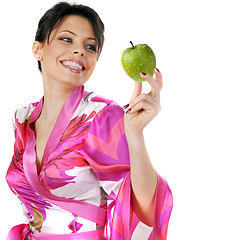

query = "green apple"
[121, 41, 156, 82]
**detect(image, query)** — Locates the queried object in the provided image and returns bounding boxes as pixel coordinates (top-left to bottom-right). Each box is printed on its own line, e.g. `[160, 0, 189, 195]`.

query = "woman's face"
[35, 15, 98, 90]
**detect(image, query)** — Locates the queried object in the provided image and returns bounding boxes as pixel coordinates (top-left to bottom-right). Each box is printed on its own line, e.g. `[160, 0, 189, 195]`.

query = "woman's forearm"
[127, 131, 157, 226]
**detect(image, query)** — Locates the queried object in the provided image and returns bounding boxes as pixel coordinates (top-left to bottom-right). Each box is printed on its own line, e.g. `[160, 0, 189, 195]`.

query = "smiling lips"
[60, 59, 85, 73]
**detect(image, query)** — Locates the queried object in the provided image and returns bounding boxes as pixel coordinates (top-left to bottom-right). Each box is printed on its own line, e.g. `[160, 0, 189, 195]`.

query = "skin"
[32, 15, 163, 227]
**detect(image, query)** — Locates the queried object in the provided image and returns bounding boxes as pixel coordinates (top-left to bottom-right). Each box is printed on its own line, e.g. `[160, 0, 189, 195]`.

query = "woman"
[6, 2, 172, 239]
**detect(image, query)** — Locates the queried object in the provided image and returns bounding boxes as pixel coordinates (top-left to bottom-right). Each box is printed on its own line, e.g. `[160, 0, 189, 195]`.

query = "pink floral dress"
[6, 85, 173, 239]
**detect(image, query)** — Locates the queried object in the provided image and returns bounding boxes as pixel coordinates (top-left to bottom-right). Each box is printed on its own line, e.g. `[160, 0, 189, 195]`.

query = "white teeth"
[62, 61, 83, 70]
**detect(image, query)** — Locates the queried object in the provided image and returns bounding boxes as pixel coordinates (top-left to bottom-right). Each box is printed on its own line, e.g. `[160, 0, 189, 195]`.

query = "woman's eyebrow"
[60, 30, 77, 36]
[88, 38, 97, 42]
[59, 30, 97, 42]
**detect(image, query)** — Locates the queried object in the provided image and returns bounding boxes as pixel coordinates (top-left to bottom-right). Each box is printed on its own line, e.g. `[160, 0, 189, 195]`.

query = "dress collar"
[30, 85, 85, 164]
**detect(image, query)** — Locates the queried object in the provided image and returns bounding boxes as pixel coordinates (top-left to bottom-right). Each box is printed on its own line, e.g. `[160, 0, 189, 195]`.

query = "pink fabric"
[6, 224, 104, 240]
[31, 229, 105, 240]
[6, 85, 173, 239]
[23, 124, 106, 226]
[6, 224, 31, 240]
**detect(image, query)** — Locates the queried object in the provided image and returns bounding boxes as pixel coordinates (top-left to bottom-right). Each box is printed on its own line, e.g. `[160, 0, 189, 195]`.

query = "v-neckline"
[29, 85, 85, 176]
[22, 85, 107, 225]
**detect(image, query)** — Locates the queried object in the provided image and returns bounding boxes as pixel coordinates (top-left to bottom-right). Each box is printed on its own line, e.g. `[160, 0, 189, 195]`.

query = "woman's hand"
[124, 68, 163, 137]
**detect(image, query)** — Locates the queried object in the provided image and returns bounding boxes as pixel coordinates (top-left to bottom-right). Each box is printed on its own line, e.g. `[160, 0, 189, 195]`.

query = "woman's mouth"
[60, 60, 85, 73]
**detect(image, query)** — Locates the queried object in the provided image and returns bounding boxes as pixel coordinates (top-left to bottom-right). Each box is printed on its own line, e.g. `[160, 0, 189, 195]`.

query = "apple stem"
[130, 41, 135, 49]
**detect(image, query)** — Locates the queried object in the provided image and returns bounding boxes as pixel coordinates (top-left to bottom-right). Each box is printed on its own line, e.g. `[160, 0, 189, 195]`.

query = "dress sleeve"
[80, 102, 173, 240]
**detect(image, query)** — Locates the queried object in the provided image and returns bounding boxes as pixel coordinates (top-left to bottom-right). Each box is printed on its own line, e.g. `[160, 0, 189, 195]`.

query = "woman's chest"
[34, 122, 55, 175]
[34, 111, 92, 175]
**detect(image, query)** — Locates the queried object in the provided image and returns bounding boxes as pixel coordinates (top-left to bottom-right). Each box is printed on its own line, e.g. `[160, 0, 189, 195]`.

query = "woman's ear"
[32, 41, 42, 61]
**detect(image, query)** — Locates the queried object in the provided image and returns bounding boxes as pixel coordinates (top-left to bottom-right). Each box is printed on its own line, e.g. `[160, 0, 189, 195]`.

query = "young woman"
[6, 2, 173, 239]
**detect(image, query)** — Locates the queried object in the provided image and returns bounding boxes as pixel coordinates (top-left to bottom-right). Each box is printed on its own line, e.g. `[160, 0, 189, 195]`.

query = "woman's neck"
[40, 81, 76, 125]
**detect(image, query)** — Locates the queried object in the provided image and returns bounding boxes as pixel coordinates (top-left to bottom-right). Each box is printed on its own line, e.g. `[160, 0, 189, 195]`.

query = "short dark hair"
[35, 2, 105, 71]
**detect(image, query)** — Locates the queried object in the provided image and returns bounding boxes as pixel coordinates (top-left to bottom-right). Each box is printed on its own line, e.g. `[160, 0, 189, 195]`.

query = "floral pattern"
[6, 85, 173, 239]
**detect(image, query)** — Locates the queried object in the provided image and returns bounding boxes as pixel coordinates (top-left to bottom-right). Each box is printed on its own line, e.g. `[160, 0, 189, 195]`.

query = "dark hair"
[35, 2, 105, 71]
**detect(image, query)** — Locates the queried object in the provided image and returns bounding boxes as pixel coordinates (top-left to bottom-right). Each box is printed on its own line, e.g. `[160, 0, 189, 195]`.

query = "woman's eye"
[86, 45, 96, 52]
[60, 38, 72, 43]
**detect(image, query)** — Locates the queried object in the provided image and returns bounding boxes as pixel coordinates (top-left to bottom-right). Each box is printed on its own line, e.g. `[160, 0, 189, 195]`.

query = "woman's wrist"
[125, 129, 144, 149]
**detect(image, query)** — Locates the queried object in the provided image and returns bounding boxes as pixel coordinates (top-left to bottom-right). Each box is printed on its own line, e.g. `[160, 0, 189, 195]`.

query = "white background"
[0, 0, 240, 239]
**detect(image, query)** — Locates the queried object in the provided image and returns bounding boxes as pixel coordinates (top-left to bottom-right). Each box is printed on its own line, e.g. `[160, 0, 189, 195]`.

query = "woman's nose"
[73, 51, 84, 56]
[73, 46, 85, 56]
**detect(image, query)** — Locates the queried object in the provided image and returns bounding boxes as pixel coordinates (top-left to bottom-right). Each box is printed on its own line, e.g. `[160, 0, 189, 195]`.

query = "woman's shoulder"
[82, 91, 119, 108]
[14, 101, 39, 125]
[74, 91, 124, 120]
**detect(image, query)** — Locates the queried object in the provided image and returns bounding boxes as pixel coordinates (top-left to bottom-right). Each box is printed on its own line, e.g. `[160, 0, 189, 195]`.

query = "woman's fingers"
[127, 98, 154, 115]
[140, 69, 162, 96]
[126, 93, 157, 114]
[130, 82, 142, 102]
[155, 68, 163, 90]
[124, 68, 163, 116]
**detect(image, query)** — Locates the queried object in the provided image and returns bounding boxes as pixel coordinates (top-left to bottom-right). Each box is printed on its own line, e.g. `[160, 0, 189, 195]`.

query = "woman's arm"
[124, 69, 163, 226]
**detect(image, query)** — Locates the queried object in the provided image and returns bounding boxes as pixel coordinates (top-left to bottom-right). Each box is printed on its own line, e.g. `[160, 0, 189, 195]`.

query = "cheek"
[42, 43, 64, 60]
[87, 56, 97, 71]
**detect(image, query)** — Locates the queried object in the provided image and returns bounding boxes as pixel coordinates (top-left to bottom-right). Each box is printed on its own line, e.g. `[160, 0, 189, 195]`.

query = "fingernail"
[123, 104, 129, 109]
[156, 68, 160, 73]
[141, 72, 146, 75]
[126, 109, 131, 114]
